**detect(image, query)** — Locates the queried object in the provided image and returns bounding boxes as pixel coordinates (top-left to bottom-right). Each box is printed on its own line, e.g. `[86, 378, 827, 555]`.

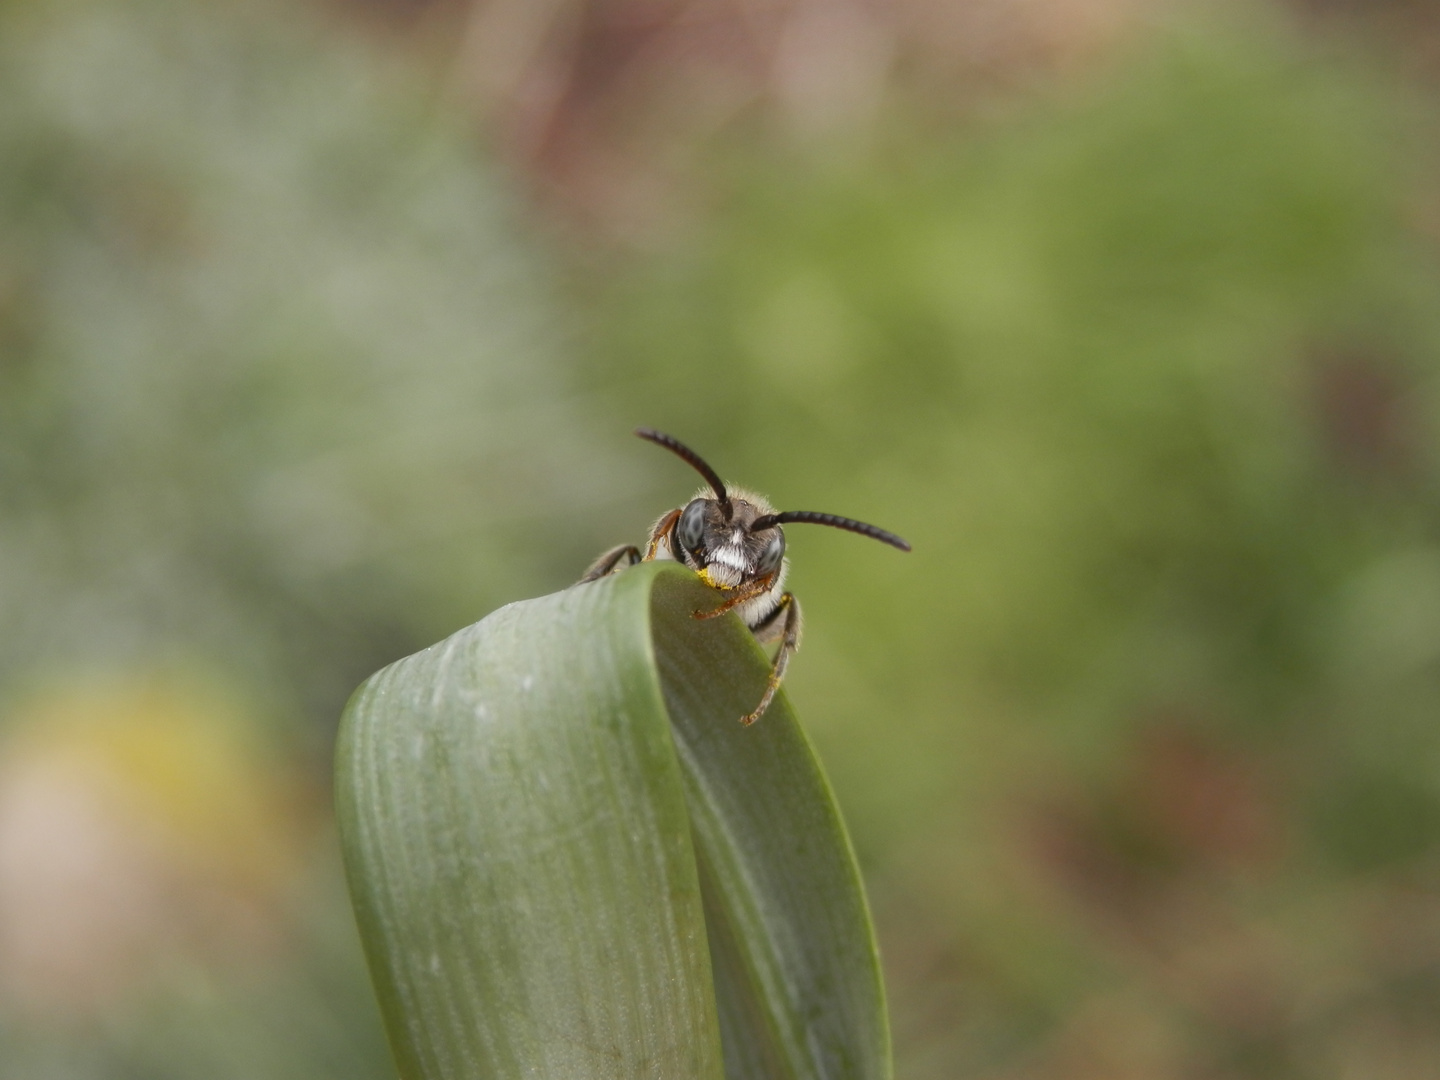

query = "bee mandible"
[582, 428, 910, 725]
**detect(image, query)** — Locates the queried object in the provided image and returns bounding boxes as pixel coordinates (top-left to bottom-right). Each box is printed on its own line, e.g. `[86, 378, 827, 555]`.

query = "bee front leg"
[692, 573, 777, 620]
[741, 592, 802, 726]
[645, 508, 682, 560]
[580, 544, 641, 582]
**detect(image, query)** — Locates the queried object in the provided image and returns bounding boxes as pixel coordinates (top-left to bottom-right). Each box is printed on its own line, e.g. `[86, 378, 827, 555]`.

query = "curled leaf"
[336, 561, 890, 1079]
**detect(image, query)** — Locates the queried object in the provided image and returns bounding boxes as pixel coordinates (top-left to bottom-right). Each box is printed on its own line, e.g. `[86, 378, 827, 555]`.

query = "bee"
[582, 428, 910, 725]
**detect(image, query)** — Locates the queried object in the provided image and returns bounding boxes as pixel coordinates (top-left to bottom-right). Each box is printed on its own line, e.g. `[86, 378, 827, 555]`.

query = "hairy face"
[671, 493, 786, 590]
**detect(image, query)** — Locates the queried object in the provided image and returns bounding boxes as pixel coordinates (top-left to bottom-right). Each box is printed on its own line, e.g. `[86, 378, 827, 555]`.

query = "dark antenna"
[635, 428, 730, 514]
[751, 510, 911, 552]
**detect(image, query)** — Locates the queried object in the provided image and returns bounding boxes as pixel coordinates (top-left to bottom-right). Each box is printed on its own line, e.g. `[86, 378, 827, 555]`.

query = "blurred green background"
[6, 0, 1440, 1075]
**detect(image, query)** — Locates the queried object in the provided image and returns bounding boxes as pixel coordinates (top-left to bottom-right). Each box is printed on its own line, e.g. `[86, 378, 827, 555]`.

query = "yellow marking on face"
[697, 567, 735, 591]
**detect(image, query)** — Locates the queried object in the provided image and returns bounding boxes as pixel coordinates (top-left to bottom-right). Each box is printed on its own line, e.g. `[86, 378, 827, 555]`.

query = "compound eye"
[757, 529, 785, 576]
[676, 499, 707, 556]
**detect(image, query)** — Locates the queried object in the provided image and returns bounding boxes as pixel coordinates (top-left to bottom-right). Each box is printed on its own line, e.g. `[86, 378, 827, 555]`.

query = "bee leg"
[580, 544, 641, 583]
[692, 573, 777, 619]
[645, 508, 682, 560]
[741, 592, 801, 726]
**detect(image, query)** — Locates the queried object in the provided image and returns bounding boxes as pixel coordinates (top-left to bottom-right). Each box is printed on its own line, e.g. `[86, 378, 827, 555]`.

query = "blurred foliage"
[0, 0, 622, 732]
[5, 0, 1440, 1075]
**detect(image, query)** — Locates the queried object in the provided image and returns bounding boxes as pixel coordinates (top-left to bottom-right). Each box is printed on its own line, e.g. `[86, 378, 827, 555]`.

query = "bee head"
[635, 427, 910, 591]
[673, 491, 786, 590]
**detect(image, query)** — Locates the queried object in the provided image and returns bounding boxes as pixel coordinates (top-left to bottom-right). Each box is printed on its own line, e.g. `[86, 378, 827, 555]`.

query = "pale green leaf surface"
[336, 561, 890, 1080]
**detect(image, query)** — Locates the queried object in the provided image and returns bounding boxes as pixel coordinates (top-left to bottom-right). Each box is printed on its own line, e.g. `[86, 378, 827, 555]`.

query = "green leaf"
[336, 560, 891, 1080]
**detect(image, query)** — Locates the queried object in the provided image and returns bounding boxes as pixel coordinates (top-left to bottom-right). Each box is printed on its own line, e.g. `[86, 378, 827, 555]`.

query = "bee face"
[671, 493, 787, 591]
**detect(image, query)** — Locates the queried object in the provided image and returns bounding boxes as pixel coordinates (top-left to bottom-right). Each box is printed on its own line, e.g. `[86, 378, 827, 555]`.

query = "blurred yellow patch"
[0, 673, 311, 1016]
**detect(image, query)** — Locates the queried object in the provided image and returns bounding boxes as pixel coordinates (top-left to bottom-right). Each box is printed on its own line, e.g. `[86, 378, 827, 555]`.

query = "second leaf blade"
[650, 566, 892, 1080]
